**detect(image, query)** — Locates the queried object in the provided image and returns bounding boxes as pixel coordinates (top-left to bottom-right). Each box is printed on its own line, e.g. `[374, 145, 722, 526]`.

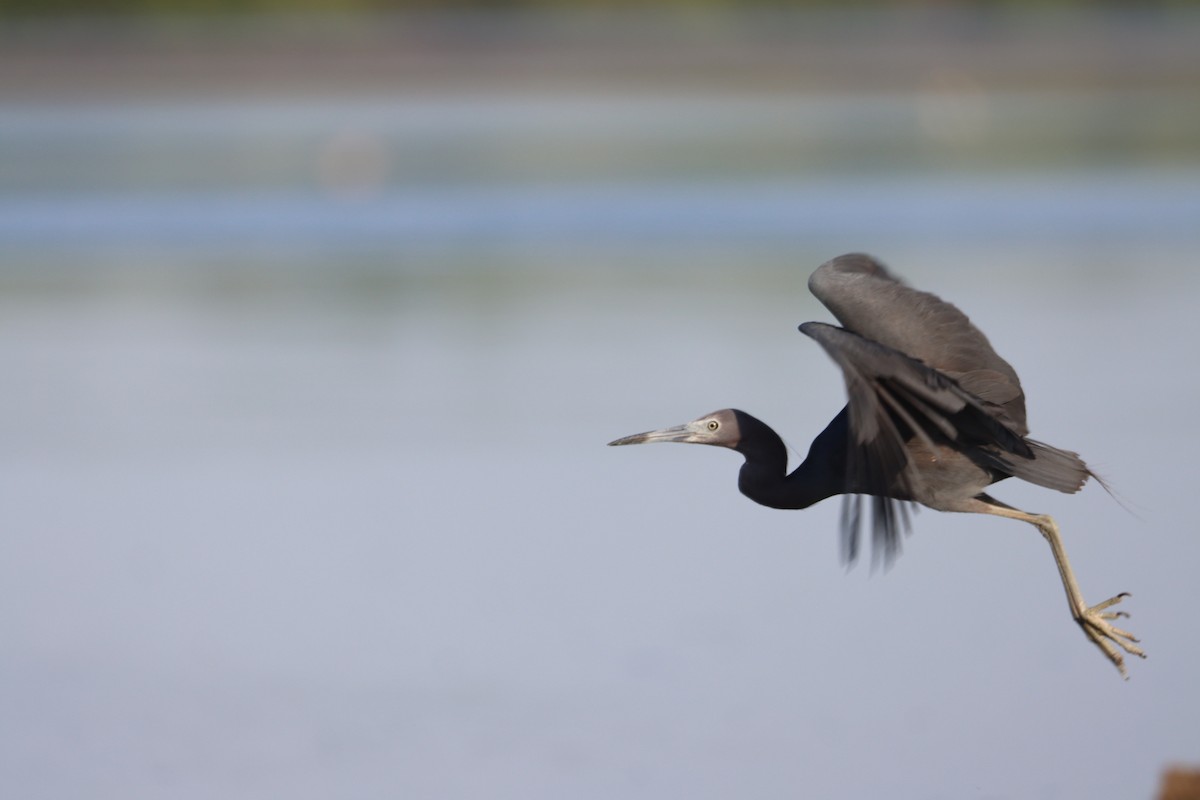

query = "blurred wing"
[799, 321, 1031, 563]
[808, 253, 1028, 435]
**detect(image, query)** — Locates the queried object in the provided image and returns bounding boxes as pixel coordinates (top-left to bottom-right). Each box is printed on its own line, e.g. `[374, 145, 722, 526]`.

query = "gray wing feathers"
[809, 253, 1028, 434]
[802, 254, 1095, 565]
[799, 322, 1031, 468]
[800, 321, 1035, 565]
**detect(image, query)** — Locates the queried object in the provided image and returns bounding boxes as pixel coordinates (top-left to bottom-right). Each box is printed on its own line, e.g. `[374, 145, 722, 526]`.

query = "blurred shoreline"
[2, 7, 1198, 297]
[3, 8, 1199, 97]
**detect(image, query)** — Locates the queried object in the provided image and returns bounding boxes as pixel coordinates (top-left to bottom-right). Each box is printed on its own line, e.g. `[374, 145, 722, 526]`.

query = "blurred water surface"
[4, 88, 1200, 272]
[2, 10, 1200, 800]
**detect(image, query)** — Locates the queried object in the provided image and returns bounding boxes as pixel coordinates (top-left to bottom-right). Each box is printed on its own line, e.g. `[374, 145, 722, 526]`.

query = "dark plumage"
[609, 253, 1145, 678]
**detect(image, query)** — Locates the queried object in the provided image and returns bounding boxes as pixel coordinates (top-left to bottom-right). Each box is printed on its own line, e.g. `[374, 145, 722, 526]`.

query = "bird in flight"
[609, 253, 1144, 678]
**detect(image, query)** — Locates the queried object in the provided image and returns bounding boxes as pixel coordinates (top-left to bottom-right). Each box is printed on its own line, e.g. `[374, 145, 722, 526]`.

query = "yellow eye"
[707, 420, 720, 432]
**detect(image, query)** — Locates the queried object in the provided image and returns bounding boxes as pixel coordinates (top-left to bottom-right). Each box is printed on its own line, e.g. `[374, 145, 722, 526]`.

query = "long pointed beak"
[608, 422, 697, 446]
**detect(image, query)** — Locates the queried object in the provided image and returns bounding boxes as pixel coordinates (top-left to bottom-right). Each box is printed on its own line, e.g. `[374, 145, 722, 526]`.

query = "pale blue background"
[2, 10, 1198, 798]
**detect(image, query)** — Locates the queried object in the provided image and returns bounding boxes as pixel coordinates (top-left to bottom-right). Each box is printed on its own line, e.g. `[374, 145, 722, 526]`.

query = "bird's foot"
[1076, 592, 1146, 679]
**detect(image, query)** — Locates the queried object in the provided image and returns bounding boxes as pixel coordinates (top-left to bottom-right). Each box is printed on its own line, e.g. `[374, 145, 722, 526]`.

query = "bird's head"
[608, 408, 744, 450]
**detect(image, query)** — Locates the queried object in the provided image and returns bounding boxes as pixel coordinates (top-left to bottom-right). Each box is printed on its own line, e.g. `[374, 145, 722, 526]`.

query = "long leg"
[966, 495, 1146, 678]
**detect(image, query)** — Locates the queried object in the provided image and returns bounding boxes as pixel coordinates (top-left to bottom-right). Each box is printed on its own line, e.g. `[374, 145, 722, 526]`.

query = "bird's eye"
[707, 420, 720, 432]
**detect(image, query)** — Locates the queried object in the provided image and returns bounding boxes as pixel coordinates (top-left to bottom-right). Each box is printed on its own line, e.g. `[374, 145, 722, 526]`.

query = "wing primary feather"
[840, 496, 861, 563]
[887, 385, 958, 441]
[876, 381, 943, 457]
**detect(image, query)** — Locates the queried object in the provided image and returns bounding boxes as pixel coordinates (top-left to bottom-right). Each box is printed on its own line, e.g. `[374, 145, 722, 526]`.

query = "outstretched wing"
[808, 253, 1028, 435]
[799, 321, 1031, 564]
[802, 254, 1094, 563]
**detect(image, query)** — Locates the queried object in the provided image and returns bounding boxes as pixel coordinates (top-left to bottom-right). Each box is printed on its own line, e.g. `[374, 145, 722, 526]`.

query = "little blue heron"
[609, 254, 1144, 678]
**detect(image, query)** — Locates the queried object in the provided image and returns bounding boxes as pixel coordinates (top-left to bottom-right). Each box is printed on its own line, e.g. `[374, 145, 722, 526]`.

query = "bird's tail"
[991, 439, 1092, 494]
